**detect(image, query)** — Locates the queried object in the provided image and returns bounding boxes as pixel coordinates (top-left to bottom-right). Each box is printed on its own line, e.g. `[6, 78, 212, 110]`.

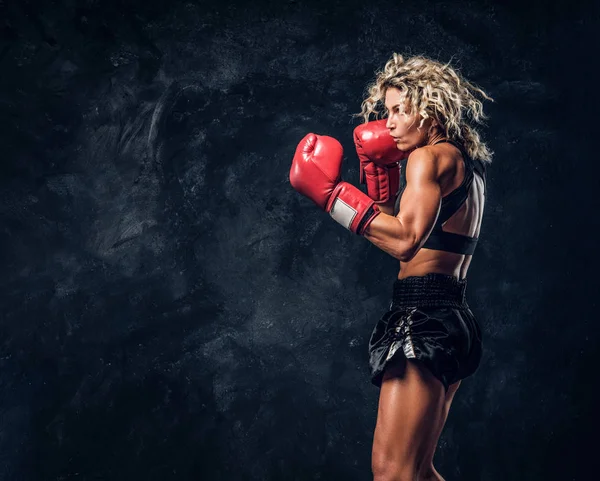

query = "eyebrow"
[384, 103, 402, 110]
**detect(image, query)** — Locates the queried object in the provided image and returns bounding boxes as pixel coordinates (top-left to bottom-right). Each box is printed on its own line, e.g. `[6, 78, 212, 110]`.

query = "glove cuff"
[326, 182, 381, 235]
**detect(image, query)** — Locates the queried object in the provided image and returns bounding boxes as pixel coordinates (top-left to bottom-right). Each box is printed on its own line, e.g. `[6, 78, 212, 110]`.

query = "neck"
[426, 130, 448, 146]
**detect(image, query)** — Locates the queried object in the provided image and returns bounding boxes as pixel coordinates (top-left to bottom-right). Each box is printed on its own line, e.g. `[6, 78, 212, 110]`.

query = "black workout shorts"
[368, 273, 483, 392]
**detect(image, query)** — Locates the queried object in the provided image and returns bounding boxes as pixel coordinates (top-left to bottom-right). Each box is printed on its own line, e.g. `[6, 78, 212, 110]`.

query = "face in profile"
[384, 87, 435, 152]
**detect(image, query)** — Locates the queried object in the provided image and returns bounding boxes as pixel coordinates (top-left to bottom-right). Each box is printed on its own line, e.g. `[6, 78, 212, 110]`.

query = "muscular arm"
[364, 149, 442, 261]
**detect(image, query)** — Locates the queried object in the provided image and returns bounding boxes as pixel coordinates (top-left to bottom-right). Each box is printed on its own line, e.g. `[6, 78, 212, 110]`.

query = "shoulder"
[406, 143, 462, 184]
[404, 146, 443, 182]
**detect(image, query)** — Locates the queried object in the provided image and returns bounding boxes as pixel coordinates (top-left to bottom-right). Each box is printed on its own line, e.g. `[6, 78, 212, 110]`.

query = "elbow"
[390, 218, 420, 261]
[397, 250, 415, 262]
[396, 239, 418, 262]
[397, 252, 410, 262]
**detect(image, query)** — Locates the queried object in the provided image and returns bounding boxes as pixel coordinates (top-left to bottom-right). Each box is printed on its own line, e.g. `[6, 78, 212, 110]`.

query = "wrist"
[327, 182, 381, 235]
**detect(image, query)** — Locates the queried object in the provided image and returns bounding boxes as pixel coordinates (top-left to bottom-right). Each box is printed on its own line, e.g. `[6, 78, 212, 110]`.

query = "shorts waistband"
[391, 273, 468, 309]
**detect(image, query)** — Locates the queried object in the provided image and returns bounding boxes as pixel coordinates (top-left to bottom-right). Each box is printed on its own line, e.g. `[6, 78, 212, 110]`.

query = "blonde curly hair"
[355, 53, 494, 163]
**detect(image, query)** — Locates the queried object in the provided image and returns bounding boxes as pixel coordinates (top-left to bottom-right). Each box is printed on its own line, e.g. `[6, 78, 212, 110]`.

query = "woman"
[289, 52, 493, 481]
[357, 53, 493, 481]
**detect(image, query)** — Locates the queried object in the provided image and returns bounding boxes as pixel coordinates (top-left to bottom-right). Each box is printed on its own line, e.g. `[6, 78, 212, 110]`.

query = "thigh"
[372, 356, 446, 477]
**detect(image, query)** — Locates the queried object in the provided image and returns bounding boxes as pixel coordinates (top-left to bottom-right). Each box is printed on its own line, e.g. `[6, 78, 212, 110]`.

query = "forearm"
[364, 211, 416, 261]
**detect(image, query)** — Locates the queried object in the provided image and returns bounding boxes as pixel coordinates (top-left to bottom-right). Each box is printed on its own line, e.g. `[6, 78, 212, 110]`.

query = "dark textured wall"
[1, 0, 597, 480]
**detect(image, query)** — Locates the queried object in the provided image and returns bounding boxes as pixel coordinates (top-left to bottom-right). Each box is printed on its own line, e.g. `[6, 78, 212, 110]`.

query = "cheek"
[397, 116, 416, 134]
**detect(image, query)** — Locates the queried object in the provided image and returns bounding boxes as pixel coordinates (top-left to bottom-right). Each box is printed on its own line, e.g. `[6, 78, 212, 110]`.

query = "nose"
[385, 116, 394, 131]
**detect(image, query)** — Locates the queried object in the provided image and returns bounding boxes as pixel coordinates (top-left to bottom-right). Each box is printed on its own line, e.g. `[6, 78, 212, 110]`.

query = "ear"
[427, 118, 438, 132]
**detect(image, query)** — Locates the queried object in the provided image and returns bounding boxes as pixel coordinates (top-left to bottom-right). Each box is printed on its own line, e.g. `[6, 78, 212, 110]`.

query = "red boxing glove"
[354, 120, 409, 204]
[289, 133, 380, 235]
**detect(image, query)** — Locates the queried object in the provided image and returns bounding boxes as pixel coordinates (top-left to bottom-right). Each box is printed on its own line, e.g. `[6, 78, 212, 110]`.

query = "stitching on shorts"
[385, 307, 418, 361]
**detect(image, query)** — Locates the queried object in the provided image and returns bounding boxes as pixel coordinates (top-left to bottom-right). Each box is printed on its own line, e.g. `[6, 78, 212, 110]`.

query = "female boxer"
[289, 53, 493, 481]
[357, 53, 493, 481]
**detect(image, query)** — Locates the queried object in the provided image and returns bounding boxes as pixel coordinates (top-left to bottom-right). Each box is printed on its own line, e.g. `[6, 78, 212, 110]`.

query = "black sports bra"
[393, 139, 487, 255]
